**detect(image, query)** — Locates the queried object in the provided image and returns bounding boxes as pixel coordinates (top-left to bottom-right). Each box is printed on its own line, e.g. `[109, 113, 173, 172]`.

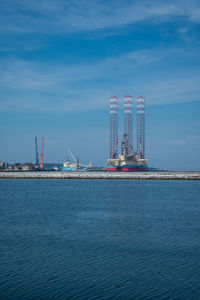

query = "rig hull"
[107, 150, 149, 172]
[106, 165, 148, 172]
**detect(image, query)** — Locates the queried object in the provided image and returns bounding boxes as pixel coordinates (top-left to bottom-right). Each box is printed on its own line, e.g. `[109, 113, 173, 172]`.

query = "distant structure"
[35, 137, 39, 166]
[40, 136, 44, 169]
[108, 95, 148, 172]
[137, 96, 145, 158]
[110, 96, 118, 158]
[124, 95, 133, 154]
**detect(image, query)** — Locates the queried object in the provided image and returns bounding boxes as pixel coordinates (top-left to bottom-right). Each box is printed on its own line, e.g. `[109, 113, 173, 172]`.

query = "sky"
[0, 0, 200, 169]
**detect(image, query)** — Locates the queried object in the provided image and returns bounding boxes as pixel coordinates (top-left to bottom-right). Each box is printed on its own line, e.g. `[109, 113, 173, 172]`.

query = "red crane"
[40, 136, 44, 169]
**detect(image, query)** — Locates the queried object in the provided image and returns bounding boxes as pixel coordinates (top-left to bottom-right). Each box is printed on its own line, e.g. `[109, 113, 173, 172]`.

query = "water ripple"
[0, 179, 200, 299]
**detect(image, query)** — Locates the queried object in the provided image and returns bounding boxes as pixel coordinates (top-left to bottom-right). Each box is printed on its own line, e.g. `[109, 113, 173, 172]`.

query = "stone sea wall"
[0, 171, 200, 180]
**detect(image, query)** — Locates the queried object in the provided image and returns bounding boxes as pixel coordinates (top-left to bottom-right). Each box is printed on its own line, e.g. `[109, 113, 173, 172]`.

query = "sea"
[0, 179, 200, 299]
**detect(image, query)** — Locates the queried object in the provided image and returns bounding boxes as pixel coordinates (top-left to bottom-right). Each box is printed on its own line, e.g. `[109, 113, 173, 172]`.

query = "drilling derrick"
[124, 95, 133, 154]
[137, 96, 145, 158]
[110, 96, 118, 158]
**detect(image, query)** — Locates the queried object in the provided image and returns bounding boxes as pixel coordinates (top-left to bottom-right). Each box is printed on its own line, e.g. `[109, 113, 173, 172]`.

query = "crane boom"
[66, 146, 76, 163]
[40, 136, 44, 169]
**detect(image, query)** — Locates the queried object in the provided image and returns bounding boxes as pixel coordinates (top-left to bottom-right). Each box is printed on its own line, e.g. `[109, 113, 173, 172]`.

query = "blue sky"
[0, 0, 200, 169]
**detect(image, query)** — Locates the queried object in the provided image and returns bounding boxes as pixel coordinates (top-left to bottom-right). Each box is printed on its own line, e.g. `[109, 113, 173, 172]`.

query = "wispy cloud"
[0, 48, 180, 91]
[163, 135, 200, 145]
[0, 41, 45, 53]
[0, 45, 200, 114]
[0, 0, 200, 35]
[125, 50, 167, 63]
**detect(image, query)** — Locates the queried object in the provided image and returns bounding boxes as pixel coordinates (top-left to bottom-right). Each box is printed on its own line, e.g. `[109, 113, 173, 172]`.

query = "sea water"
[0, 179, 200, 299]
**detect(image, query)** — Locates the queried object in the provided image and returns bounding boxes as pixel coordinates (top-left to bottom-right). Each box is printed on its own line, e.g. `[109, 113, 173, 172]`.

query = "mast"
[35, 137, 39, 166]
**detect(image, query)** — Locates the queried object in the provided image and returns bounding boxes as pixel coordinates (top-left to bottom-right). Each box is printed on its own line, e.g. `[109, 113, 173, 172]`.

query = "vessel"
[61, 160, 88, 171]
[107, 133, 148, 172]
[61, 146, 91, 171]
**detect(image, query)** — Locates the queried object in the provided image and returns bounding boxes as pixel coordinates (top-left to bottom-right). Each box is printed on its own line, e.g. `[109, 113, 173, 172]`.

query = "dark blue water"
[0, 179, 200, 299]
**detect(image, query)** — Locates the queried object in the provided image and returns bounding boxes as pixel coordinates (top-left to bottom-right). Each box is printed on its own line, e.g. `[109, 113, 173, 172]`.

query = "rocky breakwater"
[0, 171, 200, 180]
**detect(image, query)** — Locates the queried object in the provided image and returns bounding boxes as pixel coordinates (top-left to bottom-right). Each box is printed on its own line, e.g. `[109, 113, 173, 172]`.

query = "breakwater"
[0, 171, 200, 180]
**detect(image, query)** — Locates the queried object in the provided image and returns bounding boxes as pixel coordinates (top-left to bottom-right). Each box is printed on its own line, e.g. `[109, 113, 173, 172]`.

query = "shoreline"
[0, 171, 200, 180]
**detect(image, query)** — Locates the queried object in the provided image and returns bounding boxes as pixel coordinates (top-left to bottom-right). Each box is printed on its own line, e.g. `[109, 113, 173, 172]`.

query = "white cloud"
[163, 135, 200, 145]
[125, 50, 166, 63]
[0, 46, 199, 113]
[0, 0, 200, 34]
[0, 48, 173, 90]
